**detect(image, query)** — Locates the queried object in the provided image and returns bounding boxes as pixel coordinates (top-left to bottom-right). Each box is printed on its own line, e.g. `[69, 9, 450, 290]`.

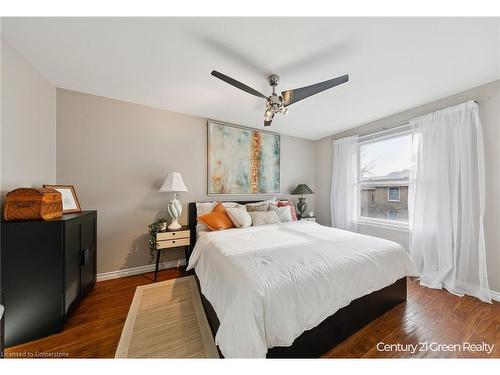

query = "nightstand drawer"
[157, 230, 190, 241]
[157, 237, 190, 249]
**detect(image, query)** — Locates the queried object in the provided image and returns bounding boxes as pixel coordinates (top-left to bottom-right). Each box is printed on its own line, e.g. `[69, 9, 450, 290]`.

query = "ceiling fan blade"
[282, 74, 349, 107]
[211, 70, 267, 99]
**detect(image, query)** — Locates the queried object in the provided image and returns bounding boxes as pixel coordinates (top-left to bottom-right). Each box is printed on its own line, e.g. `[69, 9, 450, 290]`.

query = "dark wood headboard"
[188, 200, 261, 257]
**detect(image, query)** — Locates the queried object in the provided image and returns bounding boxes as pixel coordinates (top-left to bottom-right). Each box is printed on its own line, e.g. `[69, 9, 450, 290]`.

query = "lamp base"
[297, 197, 307, 218]
[167, 219, 182, 230]
[167, 197, 183, 230]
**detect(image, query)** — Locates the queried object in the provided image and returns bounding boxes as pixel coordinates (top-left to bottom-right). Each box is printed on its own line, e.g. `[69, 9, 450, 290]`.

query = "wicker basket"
[3, 188, 63, 221]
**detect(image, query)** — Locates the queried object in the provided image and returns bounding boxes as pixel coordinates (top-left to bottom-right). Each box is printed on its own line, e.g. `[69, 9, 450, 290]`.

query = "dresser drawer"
[157, 237, 190, 249]
[157, 230, 189, 241]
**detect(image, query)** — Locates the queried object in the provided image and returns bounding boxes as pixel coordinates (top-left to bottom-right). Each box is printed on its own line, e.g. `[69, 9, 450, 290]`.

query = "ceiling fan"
[211, 70, 349, 127]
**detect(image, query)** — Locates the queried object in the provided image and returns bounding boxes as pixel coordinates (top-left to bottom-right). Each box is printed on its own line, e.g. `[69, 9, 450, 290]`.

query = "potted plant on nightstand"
[147, 218, 167, 262]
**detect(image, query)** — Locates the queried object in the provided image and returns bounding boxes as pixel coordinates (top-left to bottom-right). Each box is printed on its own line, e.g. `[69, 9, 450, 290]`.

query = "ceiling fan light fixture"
[211, 70, 349, 128]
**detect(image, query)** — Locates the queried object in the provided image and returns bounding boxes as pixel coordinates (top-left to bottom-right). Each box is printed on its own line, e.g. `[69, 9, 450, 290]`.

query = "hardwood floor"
[324, 278, 500, 358]
[4, 268, 189, 358]
[4, 272, 499, 358]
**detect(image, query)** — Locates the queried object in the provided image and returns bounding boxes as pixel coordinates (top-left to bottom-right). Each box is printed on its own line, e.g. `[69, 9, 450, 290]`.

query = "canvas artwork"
[208, 122, 281, 194]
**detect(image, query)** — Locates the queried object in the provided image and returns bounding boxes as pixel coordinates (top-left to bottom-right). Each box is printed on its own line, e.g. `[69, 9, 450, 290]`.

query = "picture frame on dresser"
[43, 184, 82, 214]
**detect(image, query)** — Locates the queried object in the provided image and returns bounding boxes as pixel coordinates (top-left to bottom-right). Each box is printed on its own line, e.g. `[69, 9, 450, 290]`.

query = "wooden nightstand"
[155, 225, 190, 281]
[299, 216, 317, 222]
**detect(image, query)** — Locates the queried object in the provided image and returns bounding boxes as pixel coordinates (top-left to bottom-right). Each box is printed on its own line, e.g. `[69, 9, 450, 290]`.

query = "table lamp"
[291, 184, 314, 218]
[159, 172, 188, 230]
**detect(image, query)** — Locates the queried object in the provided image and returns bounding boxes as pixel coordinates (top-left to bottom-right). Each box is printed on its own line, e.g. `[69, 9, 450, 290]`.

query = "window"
[388, 187, 400, 202]
[358, 133, 411, 225]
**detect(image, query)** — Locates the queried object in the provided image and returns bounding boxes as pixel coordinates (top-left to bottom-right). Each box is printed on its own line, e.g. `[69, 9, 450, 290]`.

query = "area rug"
[115, 276, 219, 358]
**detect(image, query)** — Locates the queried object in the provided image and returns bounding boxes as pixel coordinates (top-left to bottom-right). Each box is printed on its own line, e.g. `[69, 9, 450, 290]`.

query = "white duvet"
[187, 221, 418, 358]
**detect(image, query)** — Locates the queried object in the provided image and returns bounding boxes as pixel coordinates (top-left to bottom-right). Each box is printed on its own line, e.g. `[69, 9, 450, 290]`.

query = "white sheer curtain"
[331, 135, 358, 231]
[409, 101, 491, 303]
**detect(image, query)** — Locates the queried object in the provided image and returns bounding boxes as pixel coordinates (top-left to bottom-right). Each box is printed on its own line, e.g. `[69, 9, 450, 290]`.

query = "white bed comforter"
[187, 221, 418, 358]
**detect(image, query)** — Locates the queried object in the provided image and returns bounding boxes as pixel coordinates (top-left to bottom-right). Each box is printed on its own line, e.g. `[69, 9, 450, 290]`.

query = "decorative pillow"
[195, 202, 216, 216]
[276, 200, 298, 221]
[226, 207, 252, 228]
[197, 202, 235, 231]
[246, 202, 268, 212]
[196, 201, 241, 216]
[196, 202, 243, 232]
[246, 198, 276, 212]
[249, 211, 281, 226]
[268, 205, 292, 222]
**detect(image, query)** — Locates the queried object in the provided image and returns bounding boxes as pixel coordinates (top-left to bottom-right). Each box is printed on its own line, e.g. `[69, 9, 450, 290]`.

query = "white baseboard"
[96, 259, 187, 282]
[490, 290, 500, 302]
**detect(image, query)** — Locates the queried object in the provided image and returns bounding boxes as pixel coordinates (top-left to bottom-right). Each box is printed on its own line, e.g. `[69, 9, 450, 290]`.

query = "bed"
[187, 201, 418, 358]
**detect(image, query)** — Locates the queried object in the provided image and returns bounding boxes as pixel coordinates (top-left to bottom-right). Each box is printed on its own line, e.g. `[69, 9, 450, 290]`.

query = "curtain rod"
[333, 96, 493, 143]
[357, 123, 410, 142]
[475, 96, 492, 104]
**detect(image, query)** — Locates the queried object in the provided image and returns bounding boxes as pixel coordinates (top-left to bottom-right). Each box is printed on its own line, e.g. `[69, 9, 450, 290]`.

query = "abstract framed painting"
[207, 121, 281, 195]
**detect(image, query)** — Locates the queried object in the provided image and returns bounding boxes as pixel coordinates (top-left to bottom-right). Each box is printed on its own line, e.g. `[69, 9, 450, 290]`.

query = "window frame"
[387, 187, 400, 202]
[357, 131, 412, 229]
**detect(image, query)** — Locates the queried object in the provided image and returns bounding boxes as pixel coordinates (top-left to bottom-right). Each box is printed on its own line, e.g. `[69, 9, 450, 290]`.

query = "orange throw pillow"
[197, 202, 235, 231]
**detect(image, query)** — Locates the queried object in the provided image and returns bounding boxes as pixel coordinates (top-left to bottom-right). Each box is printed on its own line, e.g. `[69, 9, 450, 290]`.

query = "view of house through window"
[358, 134, 411, 224]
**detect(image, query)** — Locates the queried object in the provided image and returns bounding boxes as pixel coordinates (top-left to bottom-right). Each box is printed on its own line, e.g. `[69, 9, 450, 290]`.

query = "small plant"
[148, 218, 167, 262]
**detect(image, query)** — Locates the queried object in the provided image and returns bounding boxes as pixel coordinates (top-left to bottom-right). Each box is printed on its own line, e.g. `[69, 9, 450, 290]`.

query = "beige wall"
[314, 79, 500, 293]
[56, 89, 316, 274]
[1, 39, 56, 197]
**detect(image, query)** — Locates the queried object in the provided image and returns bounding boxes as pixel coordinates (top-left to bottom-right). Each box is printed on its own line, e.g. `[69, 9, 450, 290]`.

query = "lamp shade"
[159, 172, 188, 192]
[291, 184, 314, 195]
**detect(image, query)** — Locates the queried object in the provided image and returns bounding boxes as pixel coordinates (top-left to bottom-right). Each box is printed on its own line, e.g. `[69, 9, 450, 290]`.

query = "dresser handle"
[172, 232, 176, 235]
[81, 248, 90, 266]
[172, 240, 176, 243]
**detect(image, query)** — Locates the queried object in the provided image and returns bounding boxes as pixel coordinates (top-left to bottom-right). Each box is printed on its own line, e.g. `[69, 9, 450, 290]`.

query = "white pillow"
[249, 211, 281, 226]
[268, 205, 292, 222]
[196, 202, 216, 216]
[223, 202, 244, 208]
[195, 201, 241, 216]
[226, 207, 252, 228]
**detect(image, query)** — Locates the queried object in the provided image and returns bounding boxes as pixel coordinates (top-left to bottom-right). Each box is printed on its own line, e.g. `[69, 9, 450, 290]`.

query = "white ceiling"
[3, 17, 500, 140]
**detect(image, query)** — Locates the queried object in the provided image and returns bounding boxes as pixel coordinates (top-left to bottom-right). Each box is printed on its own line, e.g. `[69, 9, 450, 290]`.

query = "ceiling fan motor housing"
[268, 74, 280, 87]
[267, 75, 284, 116]
[268, 94, 281, 106]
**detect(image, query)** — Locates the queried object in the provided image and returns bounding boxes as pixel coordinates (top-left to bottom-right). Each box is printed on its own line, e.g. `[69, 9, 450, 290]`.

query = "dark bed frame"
[188, 201, 407, 358]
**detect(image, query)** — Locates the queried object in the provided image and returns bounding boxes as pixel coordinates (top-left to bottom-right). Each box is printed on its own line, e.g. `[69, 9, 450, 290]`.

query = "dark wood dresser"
[1, 210, 97, 347]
